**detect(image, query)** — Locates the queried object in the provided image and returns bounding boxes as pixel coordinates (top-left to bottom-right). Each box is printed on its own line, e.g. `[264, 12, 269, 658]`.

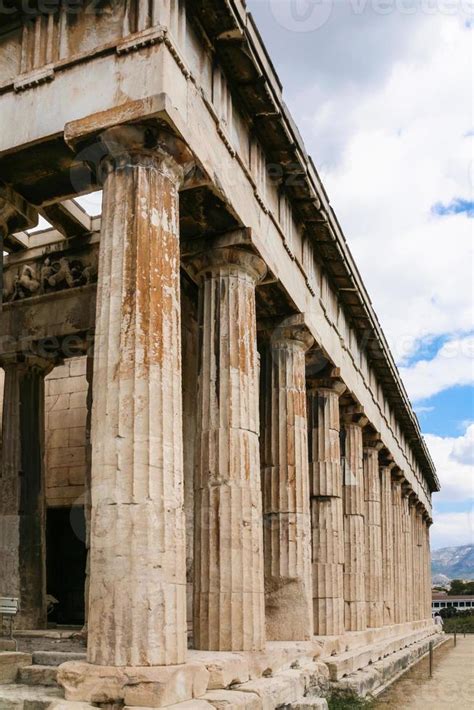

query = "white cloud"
[426, 424, 474, 503]
[399, 335, 474, 401]
[428, 423, 474, 548]
[257, 8, 473, 364]
[452, 423, 474, 466]
[431, 510, 474, 550]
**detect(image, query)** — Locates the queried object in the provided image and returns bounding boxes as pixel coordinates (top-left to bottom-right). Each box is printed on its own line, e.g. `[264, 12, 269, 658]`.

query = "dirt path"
[374, 634, 474, 708]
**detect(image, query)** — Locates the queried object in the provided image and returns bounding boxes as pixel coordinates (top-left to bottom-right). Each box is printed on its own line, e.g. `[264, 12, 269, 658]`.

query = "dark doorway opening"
[46, 506, 86, 625]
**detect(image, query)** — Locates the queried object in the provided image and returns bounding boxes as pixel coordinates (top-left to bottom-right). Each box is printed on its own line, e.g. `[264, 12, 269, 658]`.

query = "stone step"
[0, 683, 63, 710]
[32, 652, 87, 667]
[324, 627, 438, 681]
[18, 664, 58, 687]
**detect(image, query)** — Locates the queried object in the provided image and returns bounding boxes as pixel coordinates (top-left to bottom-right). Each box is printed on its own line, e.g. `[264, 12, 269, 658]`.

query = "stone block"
[281, 699, 328, 710]
[235, 675, 302, 710]
[190, 652, 250, 689]
[47, 364, 71, 381]
[48, 408, 86, 430]
[124, 663, 210, 708]
[47, 703, 97, 710]
[46, 428, 70, 449]
[58, 661, 210, 707]
[124, 703, 214, 710]
[69, 390, 88, 409]
[203, 689, 261, 709]
[48, 446, 86, 468]
[32, 653, 87, 667]
[46, 394, 71, 413]
[0, 640, 16, 652]
[0, 652, 32, 684]
[69, 427, 86, 446]
[18, 664, 58, 686]
[69, 358, 87, 377]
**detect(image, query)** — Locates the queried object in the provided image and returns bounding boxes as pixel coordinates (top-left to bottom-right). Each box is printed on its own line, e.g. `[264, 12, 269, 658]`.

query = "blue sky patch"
[431, 198, 474, 218]
[415, 385, 474, 437]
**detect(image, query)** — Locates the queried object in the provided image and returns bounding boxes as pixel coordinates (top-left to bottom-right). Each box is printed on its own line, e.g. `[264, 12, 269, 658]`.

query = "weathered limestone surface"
[342, 413, 367, 632]
[307, 381, 345, 636]
[402, 492, 414, 623]
[380, 465, 395, 626]
[363, 442, 383, 628]
[87, 125, 188, 667]
[0, 359, 51, 630]
[260, 319, 314, 641]
[190, 247, 266, 651]
[391, 479, 404, 624]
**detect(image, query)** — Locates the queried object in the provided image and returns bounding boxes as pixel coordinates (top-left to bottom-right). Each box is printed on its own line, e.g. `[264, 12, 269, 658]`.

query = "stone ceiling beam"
[40, 199, 92, 239]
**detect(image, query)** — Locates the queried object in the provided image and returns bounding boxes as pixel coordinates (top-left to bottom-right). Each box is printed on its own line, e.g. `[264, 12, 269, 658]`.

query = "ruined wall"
[45, 357, 88, 508]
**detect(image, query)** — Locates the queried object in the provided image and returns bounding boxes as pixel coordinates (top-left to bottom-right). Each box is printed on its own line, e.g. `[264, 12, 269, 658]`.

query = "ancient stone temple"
[0, 1, 442, 707]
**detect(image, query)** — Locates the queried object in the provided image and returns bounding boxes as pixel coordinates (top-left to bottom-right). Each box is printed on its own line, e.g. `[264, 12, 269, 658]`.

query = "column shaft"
[425, 520, 433, 619]
[260, 325, 313, 640]
[0, 362, 48, 629]
[402, 494, 413, 622]
[307, 385, 345, 635]
[392, 480, 404, 624]
[363, 446, 383, 628]
[192, 248, 266, 651]
[381, 466, 395, 625]
[343, 419, 367, 631]
[88, 128, 187, 667]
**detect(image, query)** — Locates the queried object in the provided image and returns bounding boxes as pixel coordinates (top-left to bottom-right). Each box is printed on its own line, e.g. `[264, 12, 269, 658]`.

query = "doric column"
[414, 504, 423, 621]
[380, 462, 396, 625]
[402, 488, 414, 622]
[392, 477, 404, 624]
[363, 436, 383, 628]
[307, 374, 346, 636]
[424, 515, 433, 619]
[259, 317, 314, 641]
[189, 246, 266, 651]
[341, 408, 368, 631]
[87, 125, 189, 667]
[0, 357, 53, 629]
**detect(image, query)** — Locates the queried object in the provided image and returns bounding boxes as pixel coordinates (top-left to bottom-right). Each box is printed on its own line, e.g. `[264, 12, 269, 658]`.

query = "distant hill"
[432, 545, 474, 580]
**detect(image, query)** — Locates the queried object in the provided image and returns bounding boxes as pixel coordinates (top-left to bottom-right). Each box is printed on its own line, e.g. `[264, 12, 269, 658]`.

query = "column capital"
[259, 314, 314, 352]
[340, 404, 368, 428]
[307, 365, 346, 396]
[98, 123, 192, 184]
[363, 430, 384, 452]
[0, 353, 57, 376]
[0, 183, 37, 247]
[186, 246, 267, 285]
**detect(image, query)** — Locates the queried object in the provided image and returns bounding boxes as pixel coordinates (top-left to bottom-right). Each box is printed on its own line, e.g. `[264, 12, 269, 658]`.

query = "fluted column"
[0, 357, 52, 629]
[401, 489, 413, 622]
[414, 505, 423, 621]
[363, 438, 383, 628]
[341, 409, 368, 631]
[87, 125, 188, 667]
[307, 375, 346, 636]
[424, 516, 433, 619]
[189, 246, 266, 651]
[260, 318, 314, 640]
[380, 463, 395, 625]
[392, 478, 404, 624]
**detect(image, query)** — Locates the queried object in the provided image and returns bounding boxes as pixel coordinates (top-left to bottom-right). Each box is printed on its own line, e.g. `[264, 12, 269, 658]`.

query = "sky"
[246, 0, 473, 549]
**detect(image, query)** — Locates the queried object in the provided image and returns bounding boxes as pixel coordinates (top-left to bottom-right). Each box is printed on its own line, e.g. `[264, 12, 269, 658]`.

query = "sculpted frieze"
[3, 252, 97, 303]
